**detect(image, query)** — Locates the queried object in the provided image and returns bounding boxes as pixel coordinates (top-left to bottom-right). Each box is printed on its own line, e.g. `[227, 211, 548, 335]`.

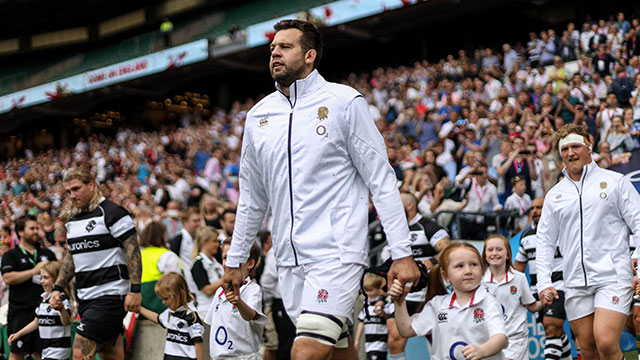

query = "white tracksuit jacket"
[226, 70, 412, 268]
[536, 160, 640, 292]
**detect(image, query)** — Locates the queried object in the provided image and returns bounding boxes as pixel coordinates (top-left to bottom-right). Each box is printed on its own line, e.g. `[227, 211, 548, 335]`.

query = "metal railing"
[367, 209, 522, 265]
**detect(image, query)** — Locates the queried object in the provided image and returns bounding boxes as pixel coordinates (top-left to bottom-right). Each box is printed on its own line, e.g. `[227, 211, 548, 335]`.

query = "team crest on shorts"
[317, 289, 329, 303]
[510, 286, 517, 295]
[473, 308, 485, 323]
[232, 305, 238, 313]
[612, 296, 620, 305]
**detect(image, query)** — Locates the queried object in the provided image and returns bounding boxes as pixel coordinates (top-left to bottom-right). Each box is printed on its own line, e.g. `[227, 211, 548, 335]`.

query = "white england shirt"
[204, 277, 266, 358]
[482, 269, 536, 338]
[411, 287, 507, 360]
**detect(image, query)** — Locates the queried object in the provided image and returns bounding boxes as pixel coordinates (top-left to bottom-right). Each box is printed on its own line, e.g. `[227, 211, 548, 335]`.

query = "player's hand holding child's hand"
[225, 289, 239, 305]
[389, 279, 405, 302]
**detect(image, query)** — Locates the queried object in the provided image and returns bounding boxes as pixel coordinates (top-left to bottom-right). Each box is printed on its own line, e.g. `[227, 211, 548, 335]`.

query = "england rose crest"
[317, 289, 329, 303]
[510, 286, 517, 295]
[612, 296, 619, 305]
[473, 308, 485, 323]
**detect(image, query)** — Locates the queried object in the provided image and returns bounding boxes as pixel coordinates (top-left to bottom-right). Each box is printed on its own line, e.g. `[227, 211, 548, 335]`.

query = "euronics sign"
[0, 39, 208, 115]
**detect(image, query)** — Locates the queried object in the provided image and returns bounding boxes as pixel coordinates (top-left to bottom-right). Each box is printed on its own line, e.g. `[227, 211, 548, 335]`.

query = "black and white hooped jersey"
[514, 224, 564, 293]
[65, 197, 136, 301]
[357, 296, 394, 354]
[157, 302, 204, 360]
[407, 214, 448, 302]
[36, 292, 71, 360]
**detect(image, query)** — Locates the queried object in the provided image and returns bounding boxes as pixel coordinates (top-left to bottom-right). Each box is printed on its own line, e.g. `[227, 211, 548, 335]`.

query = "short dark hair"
[221, 209, 236, 219]
[15, 215, 37, 236]
[273, 19, 323, 69]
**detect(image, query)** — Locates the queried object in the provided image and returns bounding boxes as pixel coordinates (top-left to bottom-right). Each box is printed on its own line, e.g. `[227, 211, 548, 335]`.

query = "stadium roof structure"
[0, 0, 630, 134]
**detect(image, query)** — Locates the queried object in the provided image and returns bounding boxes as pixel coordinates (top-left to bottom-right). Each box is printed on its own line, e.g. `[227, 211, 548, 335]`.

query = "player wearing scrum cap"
[536, 124, 640, 360]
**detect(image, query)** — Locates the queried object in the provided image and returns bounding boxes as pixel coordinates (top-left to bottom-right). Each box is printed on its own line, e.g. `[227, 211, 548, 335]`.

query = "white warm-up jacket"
[536, 161, 640, 292]
[226, 70, 412, 268]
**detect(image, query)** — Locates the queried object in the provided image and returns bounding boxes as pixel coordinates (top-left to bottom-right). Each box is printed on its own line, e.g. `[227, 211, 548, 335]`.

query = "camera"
[470, 171, 484, 176]
[519, 150, 532, 155]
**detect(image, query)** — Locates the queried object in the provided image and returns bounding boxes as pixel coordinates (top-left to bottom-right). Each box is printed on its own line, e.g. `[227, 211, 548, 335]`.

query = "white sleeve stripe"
[430, 229, 449, 247]
[110, 215, 135, 238]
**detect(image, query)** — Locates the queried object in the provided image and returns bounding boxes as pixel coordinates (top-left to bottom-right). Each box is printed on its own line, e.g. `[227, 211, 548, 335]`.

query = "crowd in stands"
[0, 10, 639, 359]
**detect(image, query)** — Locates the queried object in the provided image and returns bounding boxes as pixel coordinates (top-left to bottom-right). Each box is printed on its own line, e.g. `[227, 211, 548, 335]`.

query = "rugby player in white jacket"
[221, 19, 419, 360]
[536, 124, 640, 360]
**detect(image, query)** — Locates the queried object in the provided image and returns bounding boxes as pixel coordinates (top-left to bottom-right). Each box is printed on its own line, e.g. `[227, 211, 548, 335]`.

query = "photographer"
[605, 115, 634, 154]
[497, 136, 537, 198]
[459, 163, 502, 240]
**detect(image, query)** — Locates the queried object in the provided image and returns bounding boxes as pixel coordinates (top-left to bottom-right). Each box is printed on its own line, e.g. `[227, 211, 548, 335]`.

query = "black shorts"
[406, 301, 422, 316]
[8, 308, 42, 354]
[366, 351, 387, 360]
[534, 290, 566, 323]
[77, 297, 126, 346]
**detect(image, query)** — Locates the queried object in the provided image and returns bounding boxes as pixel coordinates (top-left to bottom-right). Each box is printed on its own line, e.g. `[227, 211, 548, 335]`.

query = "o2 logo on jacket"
[449, 341, 469, 360]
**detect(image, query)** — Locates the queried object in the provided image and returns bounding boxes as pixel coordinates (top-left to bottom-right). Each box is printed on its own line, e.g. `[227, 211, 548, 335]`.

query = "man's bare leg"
[98, 334, 125, 360]
[569, 313, 598, 360]
[291, 336, 357, 360]
[291, 338, 333, 360]
[331, 336, 357, 360]
[73, 334, 98, 360]
[593, 307, 626, 360]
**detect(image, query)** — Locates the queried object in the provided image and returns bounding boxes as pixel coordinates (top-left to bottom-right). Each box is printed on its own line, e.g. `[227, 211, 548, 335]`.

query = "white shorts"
[277, 257, 364, 323]
[504, 334, 528, 360]
[564, 283, 632, 321]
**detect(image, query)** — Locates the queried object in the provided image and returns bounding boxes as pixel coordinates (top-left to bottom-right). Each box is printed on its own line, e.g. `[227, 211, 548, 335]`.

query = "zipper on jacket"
[281, 82, 299, 266]
[569, 167, 589, 286]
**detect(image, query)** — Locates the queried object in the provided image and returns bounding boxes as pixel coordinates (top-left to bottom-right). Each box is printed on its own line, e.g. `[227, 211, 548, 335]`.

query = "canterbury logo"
[437, 313, 448, 322]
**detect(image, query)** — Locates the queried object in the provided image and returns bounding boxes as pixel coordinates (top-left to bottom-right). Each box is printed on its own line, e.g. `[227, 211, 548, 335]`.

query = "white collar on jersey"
[442, 286, 488, 309]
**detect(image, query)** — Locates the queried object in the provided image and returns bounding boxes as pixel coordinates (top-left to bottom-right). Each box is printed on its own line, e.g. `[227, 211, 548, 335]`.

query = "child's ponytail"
[425, 264, 448, 304]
